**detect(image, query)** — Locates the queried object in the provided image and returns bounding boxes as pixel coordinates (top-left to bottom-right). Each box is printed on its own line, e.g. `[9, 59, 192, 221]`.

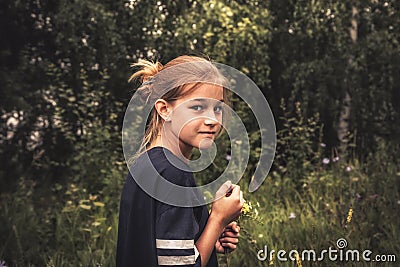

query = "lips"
[199, 131, 216, 134]
[198, 132, 216, 138]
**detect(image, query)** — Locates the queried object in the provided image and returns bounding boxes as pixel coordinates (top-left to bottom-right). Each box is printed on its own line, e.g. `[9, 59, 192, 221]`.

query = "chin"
[197, 138, 214, 150]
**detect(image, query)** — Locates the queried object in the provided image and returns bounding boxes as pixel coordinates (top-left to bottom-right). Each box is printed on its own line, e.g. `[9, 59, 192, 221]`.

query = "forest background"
[0, 0, 399, 266]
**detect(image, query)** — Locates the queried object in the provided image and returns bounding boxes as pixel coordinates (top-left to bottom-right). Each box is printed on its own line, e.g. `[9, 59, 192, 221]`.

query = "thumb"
[215, 181, 232, 198]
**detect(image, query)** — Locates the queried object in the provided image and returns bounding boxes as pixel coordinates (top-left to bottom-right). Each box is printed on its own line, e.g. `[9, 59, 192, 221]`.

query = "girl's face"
[168, 84, 224, 157]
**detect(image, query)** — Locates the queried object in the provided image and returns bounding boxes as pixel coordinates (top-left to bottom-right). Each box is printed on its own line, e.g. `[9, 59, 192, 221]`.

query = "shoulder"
[144, 147, 196, 187]
[128, 147, 201, 206]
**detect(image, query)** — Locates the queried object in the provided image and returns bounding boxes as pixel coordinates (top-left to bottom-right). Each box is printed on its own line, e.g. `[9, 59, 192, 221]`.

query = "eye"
[190, 105, 203, 111]
[214, 106, 223, 113]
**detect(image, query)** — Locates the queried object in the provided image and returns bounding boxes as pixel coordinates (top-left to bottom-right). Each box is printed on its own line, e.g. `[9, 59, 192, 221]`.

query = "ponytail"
[128, 59, 163, 83]
[129, 59, 164, 157]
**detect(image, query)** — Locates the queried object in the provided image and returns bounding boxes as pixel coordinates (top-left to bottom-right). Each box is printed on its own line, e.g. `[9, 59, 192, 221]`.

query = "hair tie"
[141, 77, 155, 86]
[137, 77, 155, 104]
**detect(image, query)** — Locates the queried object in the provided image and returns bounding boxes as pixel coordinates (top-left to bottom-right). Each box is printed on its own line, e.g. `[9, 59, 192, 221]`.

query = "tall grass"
[219, 103, 399, 266]
[1, 103, 399, 266]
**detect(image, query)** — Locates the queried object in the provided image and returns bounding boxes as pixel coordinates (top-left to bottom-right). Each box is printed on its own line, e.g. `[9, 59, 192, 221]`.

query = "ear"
[154, 99, 172, 122]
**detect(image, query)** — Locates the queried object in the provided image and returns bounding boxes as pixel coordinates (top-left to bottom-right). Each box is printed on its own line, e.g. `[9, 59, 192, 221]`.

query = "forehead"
[180, 83, 224, 102]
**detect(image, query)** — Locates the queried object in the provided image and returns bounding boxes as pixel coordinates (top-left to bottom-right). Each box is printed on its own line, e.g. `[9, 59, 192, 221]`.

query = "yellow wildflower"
[346, 208, 353, 224]
[242, 202, 251, 214]
[295, 252, 302, 267]
[93, 201, 105, 207]
[79, 204, 91, 210]
[268, 251, 275, 265]
[92, 221, 101, 227]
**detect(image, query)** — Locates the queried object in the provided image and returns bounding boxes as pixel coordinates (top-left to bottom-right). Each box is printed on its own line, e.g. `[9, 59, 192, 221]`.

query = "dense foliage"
[1, 0, 399, 266]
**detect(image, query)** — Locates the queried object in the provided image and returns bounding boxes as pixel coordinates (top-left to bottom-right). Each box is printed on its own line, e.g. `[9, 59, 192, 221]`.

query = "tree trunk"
[338, 4, 357, 153]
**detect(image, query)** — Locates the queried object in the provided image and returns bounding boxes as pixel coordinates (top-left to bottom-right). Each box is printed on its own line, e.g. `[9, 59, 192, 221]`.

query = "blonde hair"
[129, 55, 231, 156]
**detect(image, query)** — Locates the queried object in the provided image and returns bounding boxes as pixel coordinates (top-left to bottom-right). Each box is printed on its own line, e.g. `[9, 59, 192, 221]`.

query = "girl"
[117, 55, 244, 267]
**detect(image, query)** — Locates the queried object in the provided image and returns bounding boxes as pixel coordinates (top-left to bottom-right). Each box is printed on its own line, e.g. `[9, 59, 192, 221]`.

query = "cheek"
[171, 118, 198, 136]
[171, 111, 193, 126]
[216, 114, 223, 124]
[169, 113, 186, 132]
[218, 112, 224, 123]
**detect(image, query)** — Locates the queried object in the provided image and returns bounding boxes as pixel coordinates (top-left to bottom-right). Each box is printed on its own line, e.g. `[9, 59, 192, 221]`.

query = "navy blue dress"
[116, 147, 218, 267]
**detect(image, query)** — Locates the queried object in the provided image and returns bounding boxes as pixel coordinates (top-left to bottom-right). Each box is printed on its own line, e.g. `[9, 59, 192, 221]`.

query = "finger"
[226, 221, 240, 233]
[222, 181, 232, 193]
[229, 185, 241, 197]
[215, 181, 232, 198]
[221, 242, 237, 251]
[225, 187, 234, 197]
[230, 223, 240, 233]
[221, 226, 240, 236]
[226, 221, 237, 228]
[235, 225, 240, 233]
[219, 237, 239, 244]
[219, 237, 239, 245]
[215, 241, 224, 254]
[221, 231, 240, 238]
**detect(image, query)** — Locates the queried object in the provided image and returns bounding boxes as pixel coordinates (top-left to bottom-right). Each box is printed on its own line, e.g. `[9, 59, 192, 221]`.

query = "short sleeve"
[155, 206, 201, 267]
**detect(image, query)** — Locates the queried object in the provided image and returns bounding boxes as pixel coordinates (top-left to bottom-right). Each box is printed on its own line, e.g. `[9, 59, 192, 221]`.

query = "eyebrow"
[190, 98, 224, 103]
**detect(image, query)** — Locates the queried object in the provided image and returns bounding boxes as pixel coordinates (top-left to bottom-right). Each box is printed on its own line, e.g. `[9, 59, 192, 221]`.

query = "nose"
[204, 117, 218, 125]
[203, 109, 220, 126]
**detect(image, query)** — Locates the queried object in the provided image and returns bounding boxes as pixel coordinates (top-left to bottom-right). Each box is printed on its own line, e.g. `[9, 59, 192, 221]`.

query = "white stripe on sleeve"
[157, 255, 195, 266]
[194, 245, 200, 261]
[156, 239, 194, 249]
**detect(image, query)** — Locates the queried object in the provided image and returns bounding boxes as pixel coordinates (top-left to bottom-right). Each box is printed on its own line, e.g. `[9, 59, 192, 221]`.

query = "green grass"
[222, 158, 399, 266]
[1, 151, 398, 266]
[1, 106, 399, 266]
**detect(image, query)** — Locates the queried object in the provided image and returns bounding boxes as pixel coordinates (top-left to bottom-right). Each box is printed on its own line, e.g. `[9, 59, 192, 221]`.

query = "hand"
[215, 221, 240, 254]
[211, 181, 244, 227]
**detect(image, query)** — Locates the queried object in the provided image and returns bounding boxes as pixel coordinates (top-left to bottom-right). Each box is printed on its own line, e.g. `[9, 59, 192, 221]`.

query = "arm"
[156, 207, 202, 266]
[195, 182, 244, 267]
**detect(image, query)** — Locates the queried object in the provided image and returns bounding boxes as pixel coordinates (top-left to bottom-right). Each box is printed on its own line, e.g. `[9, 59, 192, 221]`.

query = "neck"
[148, 126, 193, 161]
